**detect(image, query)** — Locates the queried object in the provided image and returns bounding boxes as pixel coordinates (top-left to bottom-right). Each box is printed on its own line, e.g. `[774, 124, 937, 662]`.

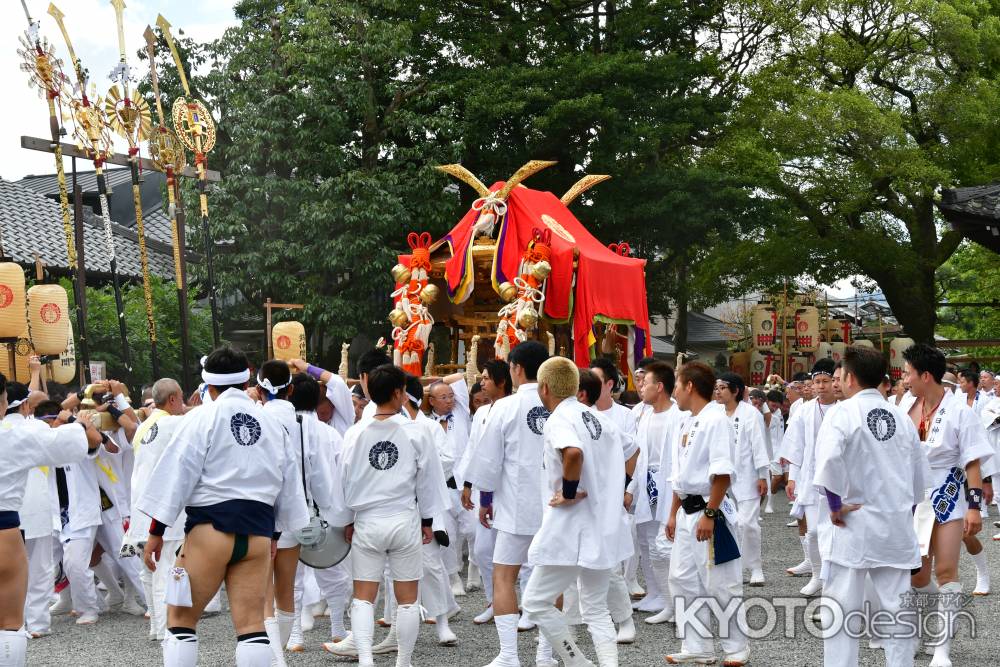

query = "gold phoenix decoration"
[104, 85, 152, 142]
[17, 23, 76, 266]
[109, 0, 159, 377]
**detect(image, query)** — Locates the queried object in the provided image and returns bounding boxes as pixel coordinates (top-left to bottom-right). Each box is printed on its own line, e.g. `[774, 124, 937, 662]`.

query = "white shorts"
[276, 531, 300, 549]
[351, 510, 422, 582]
[493, 530, 533, 566]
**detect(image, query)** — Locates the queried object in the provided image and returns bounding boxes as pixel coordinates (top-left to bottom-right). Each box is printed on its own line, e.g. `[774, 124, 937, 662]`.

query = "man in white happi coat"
[665, 361, 748, 666]
[522, 357, 631, 667]
[3, 387, 59, 639]
[958, 369, 984, 416]
[632, 362, 686, 625]
[459, 360, 515, 627]
[0, 375, 102, 667]
[812, 345, 926, 667]
[899, 344, 991, 667]
[336, 364, 447, 667]
[584, 361, 640, 641]
[464, 341, 551, 667]
[139, 347, 310, 667]
[289, 358, 355, 436]
[426, 373, 475, 596]
[782, 358, 838, 595]
[122, 378, 187, 642]
[714, 373, 770, 586]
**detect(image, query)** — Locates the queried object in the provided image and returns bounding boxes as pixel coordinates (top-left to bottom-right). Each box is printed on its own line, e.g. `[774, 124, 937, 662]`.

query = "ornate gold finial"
[497, 160, 557, 199]
[435, 164, 491, 198]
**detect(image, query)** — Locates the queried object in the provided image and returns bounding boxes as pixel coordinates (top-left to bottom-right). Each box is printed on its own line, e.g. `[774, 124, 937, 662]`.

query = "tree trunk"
[872, 266, 937, 344]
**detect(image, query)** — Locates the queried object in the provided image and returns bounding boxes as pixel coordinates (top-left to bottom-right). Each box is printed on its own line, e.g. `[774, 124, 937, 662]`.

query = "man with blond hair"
[522, 357, 630, 667]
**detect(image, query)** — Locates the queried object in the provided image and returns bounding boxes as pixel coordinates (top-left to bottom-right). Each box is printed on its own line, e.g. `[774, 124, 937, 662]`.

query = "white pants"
[607, 563, 633, 624]
[99, 510, 146, 597]
[822, 563, 913, 667]
[668, 508, 747, 656]
[523, 565, 615, 648]
[636, 520, 664, 599]
[419, 540, 459, 618]
[473, 523, 497, 602]
[736, 498, 762, 572]
[313, 557, 352, 635]
[143, 538, 181, 640]
[24, 535, 54, 634]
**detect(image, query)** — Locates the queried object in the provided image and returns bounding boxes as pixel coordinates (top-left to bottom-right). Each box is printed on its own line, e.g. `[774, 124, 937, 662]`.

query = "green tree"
[715, 0, 1000, 342]
[60, 277, 214, 390]
[171, 0, 463, 367]
[937, 241, 1000, 359]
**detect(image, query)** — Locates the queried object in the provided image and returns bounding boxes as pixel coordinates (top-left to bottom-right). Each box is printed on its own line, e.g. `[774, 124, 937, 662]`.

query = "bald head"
[427, 380, 456, 417]
[152, 378, 184, 414]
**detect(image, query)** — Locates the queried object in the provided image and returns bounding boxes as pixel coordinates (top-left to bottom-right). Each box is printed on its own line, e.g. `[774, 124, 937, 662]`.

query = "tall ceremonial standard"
[156, 14, 222, 347]
[47, 1, 133, 377]
[106, 0, 160, 378]
[144, 24, 193, 389]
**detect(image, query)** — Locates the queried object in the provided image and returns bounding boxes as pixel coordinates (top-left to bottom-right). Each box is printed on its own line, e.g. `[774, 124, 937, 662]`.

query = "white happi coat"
[725, 401, 770, 502]
[783, 398, 839, 508]
[899, 389, 993, 479]
[429, 378, 471, 475]
[2, 422, 92, 521]
[767, 407, 784, 462]
[125, 409, 186, 543]
[455, 402, 492, 486]
[324, 373, 355, 436]
[137, 389, 309, 534]
[597, 401, 639, 459]
[982, 396, 1000, 455]
[529, 398, 631, 570]
[633, 403, 685, 524]
[5, 415, 60, 540]
[464, 383, 549, 536]
[813, 389, 926, 570]
[262, 400, 343, 525]
[339, 413, 447, 523]
[670, 406, 737, 500]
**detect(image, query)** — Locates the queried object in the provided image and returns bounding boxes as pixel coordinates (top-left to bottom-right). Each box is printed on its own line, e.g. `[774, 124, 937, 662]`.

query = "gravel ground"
[27, 494, 1000, 665]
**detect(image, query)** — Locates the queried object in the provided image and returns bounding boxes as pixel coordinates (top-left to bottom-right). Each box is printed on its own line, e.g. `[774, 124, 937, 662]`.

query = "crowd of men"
[0, 341, 998, 667]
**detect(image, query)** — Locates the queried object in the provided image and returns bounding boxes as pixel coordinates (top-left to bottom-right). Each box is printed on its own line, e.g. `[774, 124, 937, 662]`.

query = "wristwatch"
[704, 508, 720, 519]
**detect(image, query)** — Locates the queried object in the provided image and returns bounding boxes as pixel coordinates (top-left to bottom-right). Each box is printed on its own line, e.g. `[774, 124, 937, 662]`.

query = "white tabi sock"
[0, 629, 27, 667]
[495, 613, 520, 661]
[263, 617, 287, 667]
[395, 603, 421, 667]
[234, 632, 270, 667]
[275, 608, 295, 647]
[351, 599, 376, 666]
[163, 628, 198, 667]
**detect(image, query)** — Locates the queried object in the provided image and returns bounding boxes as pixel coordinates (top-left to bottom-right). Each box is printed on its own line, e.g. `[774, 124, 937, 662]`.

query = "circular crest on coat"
[141, 422, 159, 446]
[231, 413, 262, 447]
[865, 408, 896, 442]
[369, 440, 400, 471]
[526, 406, 550, 435]
[582, 411, 602, 440]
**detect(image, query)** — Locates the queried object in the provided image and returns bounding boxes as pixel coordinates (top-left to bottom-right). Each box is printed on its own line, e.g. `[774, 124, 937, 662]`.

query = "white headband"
[201, 369, 251, 386]
[407, 392, 421, 405]
[7, 399, 25, 409]
[257, 373, 290, 396]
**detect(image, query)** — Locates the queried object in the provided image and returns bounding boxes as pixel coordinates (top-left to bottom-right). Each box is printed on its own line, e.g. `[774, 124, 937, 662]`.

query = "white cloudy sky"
[1, 0, 235, 181]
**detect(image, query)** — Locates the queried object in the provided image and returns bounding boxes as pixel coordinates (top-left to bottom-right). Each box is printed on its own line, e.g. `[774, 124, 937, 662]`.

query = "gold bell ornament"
[498, 282, 518, 303]
[391, 263, 411, 285]
[517, 307, 539, 329]
[389, 308, 410, 328]
[420, 284, 440, 305]
[530, 260, 552, 281]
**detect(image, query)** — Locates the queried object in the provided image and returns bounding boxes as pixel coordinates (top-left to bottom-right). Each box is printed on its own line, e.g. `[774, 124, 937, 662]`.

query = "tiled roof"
[686, 311, 727, 343]
[938, 184, 1000, 253]
[17, 167, 134, 198]
[140, 206, 176, 245]
[0, 179, 174, 280]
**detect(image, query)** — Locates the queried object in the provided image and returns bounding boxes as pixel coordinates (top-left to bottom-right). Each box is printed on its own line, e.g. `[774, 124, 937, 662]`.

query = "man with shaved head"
[123, 377, 187, 642]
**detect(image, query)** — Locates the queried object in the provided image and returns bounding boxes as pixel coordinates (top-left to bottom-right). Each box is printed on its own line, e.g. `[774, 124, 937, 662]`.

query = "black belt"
[681, 495, 707, 515]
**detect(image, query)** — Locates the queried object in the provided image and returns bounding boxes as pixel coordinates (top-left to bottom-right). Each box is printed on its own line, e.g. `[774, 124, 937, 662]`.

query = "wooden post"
[72, 183, 90, 385]
[265, 298, 273, 359]
[174, 190, 192, 392]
